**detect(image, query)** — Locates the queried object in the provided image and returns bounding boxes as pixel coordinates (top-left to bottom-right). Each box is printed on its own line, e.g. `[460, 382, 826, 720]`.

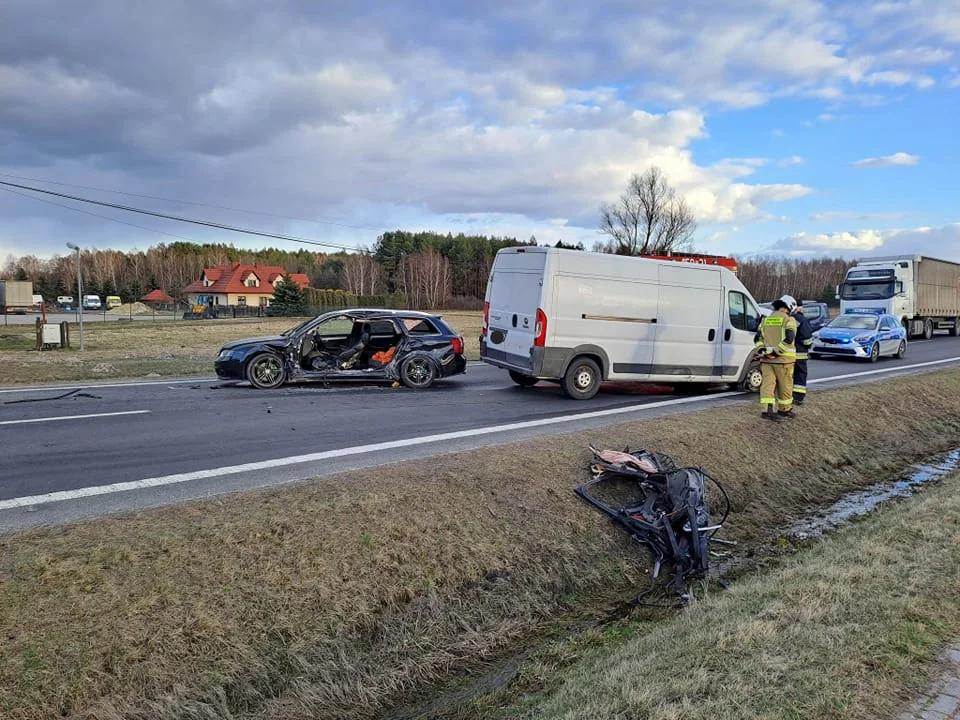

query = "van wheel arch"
[560, 345, 610, 381]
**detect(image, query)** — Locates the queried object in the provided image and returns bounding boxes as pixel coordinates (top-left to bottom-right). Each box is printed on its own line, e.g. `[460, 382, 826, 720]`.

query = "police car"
[809, 309, 907, 362]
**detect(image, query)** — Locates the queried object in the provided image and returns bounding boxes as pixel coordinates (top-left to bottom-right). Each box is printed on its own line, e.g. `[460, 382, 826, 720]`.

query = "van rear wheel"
[508, 370, 539, 387]
[561, 357, 601, 400]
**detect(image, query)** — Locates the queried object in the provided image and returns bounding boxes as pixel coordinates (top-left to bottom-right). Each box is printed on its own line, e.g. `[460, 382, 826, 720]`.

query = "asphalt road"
[2, 334, 959, 531]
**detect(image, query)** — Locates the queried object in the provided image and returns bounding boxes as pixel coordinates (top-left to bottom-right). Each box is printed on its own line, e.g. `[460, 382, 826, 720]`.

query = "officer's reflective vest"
[757, 310, 797, 364]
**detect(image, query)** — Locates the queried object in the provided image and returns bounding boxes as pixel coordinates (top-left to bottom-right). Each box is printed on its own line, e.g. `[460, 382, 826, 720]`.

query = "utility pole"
[65, 243, 84, 351]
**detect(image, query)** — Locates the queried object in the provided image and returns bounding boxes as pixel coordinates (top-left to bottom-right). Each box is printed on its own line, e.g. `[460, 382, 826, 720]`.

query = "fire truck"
[640, 252, 739, 274]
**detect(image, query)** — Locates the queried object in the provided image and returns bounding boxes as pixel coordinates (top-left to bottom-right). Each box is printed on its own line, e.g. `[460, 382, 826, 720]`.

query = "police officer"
[792, 299, 814, 405]
[754, 295, 799, 421]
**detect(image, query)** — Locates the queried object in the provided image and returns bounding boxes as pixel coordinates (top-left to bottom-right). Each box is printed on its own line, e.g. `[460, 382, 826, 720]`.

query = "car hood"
[817, 328, 874, 340]
[220, 335, 292, 351]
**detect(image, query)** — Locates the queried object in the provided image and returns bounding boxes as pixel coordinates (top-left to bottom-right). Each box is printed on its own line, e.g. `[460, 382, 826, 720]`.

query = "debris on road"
[575, 444, 733, 604]
[4, 388, 101, 404]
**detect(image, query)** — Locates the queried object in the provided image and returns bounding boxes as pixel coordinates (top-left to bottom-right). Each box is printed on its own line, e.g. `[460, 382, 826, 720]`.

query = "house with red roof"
[182, 263, 310, 309]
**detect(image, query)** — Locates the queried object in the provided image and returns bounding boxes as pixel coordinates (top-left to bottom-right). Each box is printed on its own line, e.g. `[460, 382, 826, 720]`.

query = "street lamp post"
[65, 243, 84, 351]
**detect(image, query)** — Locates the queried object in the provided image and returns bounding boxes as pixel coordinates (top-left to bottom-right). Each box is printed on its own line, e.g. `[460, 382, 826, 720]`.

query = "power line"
[0, 180, 364, 253]
[0, 185, 204, 244]
[0, 172, 387, 232]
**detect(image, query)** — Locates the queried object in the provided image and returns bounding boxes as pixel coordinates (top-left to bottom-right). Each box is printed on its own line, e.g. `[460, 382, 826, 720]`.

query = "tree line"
[0, 167, 854, 309]
[0, 233, 529, 309]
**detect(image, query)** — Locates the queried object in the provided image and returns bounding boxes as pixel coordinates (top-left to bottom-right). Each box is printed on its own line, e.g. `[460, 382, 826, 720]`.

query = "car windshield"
[281, 316, 326, 337]
[827, 315, 878, 330]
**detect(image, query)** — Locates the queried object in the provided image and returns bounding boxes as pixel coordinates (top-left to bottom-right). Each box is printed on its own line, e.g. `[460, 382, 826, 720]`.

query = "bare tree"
[398, 249, 452, 309]
[599, 167, 696, 255]
[339, 252, 383, 296]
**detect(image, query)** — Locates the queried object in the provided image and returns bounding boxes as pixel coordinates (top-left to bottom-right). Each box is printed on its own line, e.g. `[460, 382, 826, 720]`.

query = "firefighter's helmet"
[779, 294, 798, 313]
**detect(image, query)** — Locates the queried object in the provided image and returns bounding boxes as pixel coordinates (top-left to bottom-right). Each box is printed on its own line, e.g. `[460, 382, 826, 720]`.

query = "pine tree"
[268, 275, 307, 316]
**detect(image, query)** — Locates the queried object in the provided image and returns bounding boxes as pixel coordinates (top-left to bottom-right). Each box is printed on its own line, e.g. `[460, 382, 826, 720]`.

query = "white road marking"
[0, 378, 217, 395]
[0, 390, 740, 510]
[0, 410, 150, 427]
[808, 356, 960, 385]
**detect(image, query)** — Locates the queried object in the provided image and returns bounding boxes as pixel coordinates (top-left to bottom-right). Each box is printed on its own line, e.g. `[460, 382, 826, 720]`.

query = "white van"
[82, 294, 102, 310]
[479, 247, 764, 399]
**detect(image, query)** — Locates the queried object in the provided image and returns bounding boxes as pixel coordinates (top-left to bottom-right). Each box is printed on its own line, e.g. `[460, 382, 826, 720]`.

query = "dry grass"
[503, 471, 960, 720]
[0, 311, 483, 386]
[1, 370, 960, 719]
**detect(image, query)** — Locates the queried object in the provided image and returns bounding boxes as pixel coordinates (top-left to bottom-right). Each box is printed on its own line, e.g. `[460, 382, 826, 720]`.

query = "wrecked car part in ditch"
[575, 445, 733, 605]
[214, 309, 467, 390]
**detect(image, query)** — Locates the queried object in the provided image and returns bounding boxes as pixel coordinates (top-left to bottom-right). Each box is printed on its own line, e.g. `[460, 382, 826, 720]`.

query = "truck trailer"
[0, 280, 34, 314]
[838, 255, 960, 339]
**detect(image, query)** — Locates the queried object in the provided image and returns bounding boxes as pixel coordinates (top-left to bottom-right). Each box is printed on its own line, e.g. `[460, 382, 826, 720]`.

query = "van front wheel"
[561, 357, 601, 400]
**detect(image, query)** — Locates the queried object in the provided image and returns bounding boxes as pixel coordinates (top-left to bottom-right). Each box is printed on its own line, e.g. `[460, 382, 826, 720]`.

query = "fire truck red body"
[640, 252, 739, 274]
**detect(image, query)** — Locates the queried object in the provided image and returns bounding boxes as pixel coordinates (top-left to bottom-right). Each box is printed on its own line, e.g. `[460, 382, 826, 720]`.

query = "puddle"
[786, 449, 960, 540]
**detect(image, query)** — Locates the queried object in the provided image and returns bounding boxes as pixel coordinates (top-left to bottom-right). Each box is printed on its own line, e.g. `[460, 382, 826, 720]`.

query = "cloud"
[863, 70, 934, 87]
[777, 156, 805, 167]
[0, 0, 956, 258]
[774, 223, 960, 261]
[850, 152, 920, 167]
[811, 211, 908, 221]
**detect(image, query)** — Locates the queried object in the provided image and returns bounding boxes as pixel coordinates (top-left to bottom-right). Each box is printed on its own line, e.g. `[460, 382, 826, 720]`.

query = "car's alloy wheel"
[401, 357, 436, 389]
[247, 354, 286, 389]
[869, 342, 880, 362]
[895, 340, 906, 359]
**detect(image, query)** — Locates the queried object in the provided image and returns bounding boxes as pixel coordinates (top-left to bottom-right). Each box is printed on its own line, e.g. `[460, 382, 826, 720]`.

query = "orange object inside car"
[371, 346, 396, 365]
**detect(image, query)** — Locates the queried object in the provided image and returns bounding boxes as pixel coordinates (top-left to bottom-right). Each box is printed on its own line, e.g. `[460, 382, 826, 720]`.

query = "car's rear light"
[534, 308, 547, 347]
[452, 336, 464, 355]
[482, 301, 490, 336]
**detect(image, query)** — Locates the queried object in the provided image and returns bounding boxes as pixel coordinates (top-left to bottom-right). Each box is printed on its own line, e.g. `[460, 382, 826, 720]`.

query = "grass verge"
[492, 469, 960, 720]
[0, 311, 482, 386]
[1, 370, 959, 719]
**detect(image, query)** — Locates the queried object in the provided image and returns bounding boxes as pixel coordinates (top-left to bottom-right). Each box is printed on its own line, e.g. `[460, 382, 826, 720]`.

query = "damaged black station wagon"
[215, 309, 467, 390]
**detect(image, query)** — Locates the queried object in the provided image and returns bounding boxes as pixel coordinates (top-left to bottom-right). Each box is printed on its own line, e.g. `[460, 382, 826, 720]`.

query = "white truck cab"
[480, 247, 764, 399]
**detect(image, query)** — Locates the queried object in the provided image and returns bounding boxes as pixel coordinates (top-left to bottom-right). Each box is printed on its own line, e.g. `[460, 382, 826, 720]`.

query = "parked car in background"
[799, 301, 830, 331]
[82, 294, 102, 310]
[105, 295, 122, 310]
[57, 295, 74, 307]
[810, 309, 907, 362]
[215, 309, 467, 390]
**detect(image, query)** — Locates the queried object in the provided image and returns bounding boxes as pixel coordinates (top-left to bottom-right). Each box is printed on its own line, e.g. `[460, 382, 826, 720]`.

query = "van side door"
[652, 266, 723, 380]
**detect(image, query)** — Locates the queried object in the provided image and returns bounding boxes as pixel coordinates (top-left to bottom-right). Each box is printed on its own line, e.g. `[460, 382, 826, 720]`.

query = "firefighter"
[792, 299, 814, 405]
[754, 295, 799, 421]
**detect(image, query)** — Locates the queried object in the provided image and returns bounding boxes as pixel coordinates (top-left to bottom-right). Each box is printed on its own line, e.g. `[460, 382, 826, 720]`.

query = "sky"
[2, 0, 960, 263]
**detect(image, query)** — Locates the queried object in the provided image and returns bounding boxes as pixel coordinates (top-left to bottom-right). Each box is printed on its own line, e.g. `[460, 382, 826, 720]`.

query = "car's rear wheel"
[509, 370, 539, 387]
[869, 342, 880, 363]
[247, 353, 286, 389]
[401, 356, 436, 389]
[561, 356, 601, 400]
[895, 340, 907, 359]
